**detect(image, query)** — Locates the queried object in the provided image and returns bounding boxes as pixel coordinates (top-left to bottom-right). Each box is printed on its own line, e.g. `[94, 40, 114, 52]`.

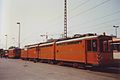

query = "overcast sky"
[0, 0, 120, 49]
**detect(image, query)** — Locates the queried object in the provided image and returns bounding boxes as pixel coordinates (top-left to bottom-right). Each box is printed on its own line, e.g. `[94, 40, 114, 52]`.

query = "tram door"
[36, 46, 39, 60]
[99, 39, 112, 64]
[86, 39, 98, 65]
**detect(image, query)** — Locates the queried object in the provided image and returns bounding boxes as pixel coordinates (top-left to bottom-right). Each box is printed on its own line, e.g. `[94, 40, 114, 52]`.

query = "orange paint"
[56, 41, 86, 63]
[39, 43, 54, 60]
[8, 49, 15, 58]
[28, 47, 38, 58]
[21, 49, 27, 59]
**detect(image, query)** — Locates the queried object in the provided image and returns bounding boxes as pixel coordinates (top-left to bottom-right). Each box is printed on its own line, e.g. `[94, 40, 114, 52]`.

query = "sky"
[0, 0, 120, 49]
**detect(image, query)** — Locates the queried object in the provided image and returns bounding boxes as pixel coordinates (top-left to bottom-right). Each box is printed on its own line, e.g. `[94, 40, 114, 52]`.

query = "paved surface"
[0, 58, 119, 80]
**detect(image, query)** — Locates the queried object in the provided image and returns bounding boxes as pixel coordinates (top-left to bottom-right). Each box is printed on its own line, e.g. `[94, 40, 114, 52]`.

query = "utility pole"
[64, 0, 67, 38]
[113, 25, 119, 38]
[17, 22, 21, 48]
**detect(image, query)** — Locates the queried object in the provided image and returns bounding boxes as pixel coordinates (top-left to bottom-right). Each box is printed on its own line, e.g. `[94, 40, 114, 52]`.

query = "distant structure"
[113, 25, 119, 38]
[17, 22, 21, 48]
[5, 35, 7, 50]
[64, 0, 67, 38]
[40, 33, 48, 42]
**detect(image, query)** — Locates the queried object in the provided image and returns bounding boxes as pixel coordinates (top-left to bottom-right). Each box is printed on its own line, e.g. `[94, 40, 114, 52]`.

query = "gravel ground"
[0, 58, 119, 80]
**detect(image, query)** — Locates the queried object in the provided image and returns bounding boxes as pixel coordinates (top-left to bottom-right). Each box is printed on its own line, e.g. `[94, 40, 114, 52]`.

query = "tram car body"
[38, 42, 55, 62]
[110, 38, 120, 66]
[110, 38, 120, 59]
[27, 44, 39, 61]
[21, 48, 28, 60]
[55, 35, 112, 66]
[0, 49, 4, 58]
[8, 47, 21, 59]
[21, 34, 112, 67]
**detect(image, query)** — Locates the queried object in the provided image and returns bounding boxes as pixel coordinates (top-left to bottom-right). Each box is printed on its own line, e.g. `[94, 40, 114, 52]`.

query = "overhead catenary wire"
[70, 9, 120, 27]
[69, 0, 90, 11]
[90, 19, 120, 30]
[71, 18, 120, 32]
[88, 20, 120, 31]
[69, 0, 111, 19]
[47, 0, 90, 26]
[48, 0, 112, 31]
[69, 19, 120, 36]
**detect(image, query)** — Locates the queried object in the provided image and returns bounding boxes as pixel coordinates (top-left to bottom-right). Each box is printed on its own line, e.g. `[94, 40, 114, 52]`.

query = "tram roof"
[112, 38, 120, 42]
[56, 36, 98, 44]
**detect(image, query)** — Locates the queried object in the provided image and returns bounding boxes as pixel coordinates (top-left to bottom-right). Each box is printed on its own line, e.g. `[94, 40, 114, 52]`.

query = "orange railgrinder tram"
[55, 35, 112, 66]
[21, 34, 113, 67]
[8, 47, 21, 59]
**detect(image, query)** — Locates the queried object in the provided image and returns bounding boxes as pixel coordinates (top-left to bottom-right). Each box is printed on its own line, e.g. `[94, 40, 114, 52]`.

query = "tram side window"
[110, 44, 113, 52]
[100, 40, 103, 52]
[100, 40, 109, 52]
[92, 40, 97, 51]
[103, 41, 108, 52]
[87, 40, 92, 51]
[41, 44, 53, 48]
[113, 43, 120, 51]
[118, 44, 120, 51]
[112, 44, 117, 50]
[87, 40, 97, 51]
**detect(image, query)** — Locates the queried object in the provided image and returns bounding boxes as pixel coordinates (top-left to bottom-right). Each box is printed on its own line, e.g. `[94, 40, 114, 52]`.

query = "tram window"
[113, 44, 117, 50]
[103, 41, 108, 52]
[87, 40, 92, 51]
[100, 40, 103, 52]
[67, 41, 80, 45]
[57, 43, 65, 46]
[115, 44, 120, 51]
[92, 40, 97, 51]
[110, 44, 113, 51]
[41, 44, 53, 47]
[87, 40, 97, 51]
[100, 39, 109, 52]
[118, 44, 120, 51]
[110, 43, 120, 52]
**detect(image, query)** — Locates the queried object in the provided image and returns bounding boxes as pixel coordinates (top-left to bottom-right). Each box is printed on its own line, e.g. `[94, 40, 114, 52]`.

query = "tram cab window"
[104, 41, 108, 52]
[100, 40, 103, 52]
[87, 40, 92, 51]
[119, 44, 120, 51]
[87, 40, 97, 52]
[100, 39, 109, 52]
[92, 40, 97, 51]
[111, 43, 120, 51]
